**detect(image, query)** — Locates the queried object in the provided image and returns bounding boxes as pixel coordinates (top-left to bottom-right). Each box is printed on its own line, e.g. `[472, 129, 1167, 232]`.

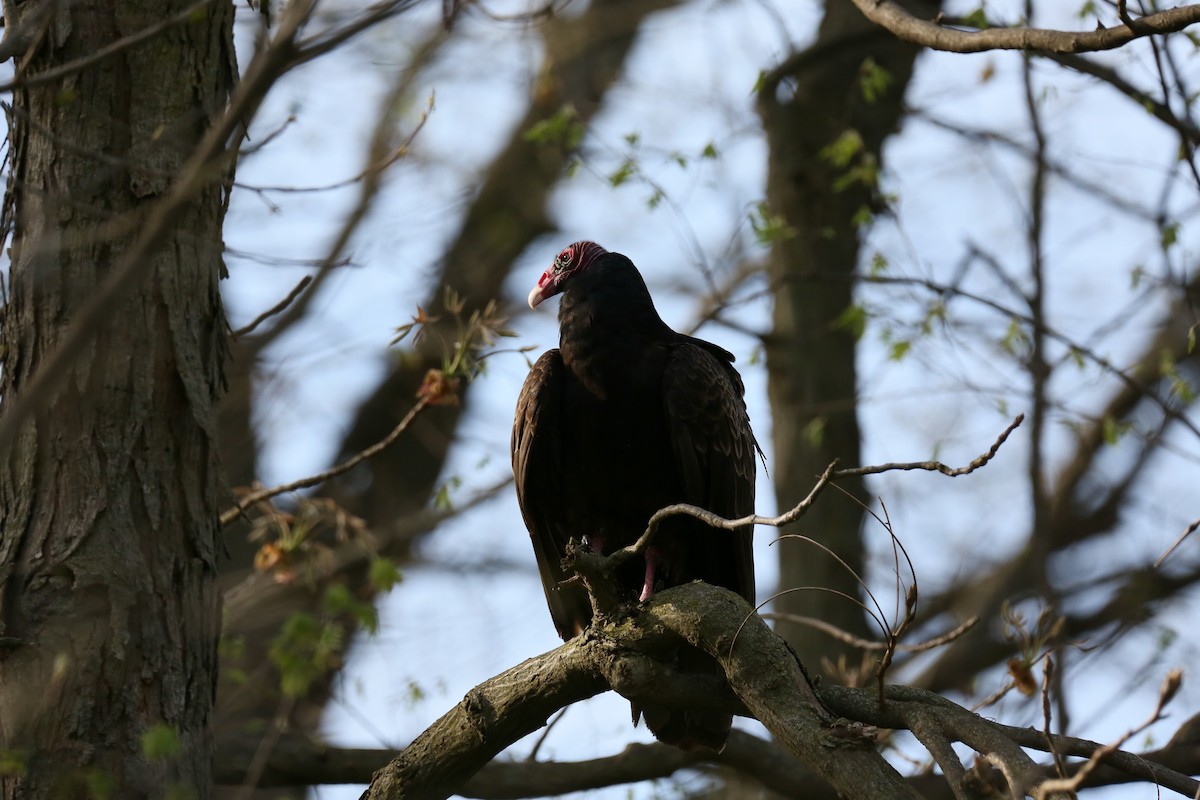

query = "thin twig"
[1154, 516, 1200, 568]
[834, 414, 1024, 478]
[1033, 669, 1183, 797]
[232, 276, 313, 338]
[245, 93, 434, 353]
[615, 416, 1024, 564]
[236, 134, 419, 194]
[761, 612, 978, 653]
[1040, 657, 1069, 782]
[235, 695, 297, 800]
[220, 396, 429, 526]
[525, 707, 569, 762]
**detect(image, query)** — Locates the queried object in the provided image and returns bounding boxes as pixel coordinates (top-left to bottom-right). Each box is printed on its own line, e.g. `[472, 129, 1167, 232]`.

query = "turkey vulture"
[511, 241, 757, 750]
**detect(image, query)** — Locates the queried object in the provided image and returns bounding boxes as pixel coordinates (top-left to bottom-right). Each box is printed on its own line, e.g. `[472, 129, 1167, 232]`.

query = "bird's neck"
[557, 265, 669, 394]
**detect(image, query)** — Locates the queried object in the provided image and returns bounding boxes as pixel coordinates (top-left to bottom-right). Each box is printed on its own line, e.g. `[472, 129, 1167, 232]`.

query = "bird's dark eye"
[554, 250, 573, 272]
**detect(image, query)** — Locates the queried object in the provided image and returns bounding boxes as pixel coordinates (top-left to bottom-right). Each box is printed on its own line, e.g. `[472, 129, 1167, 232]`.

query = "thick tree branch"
[851, 1, 1200, 53]
[216, 615, 1200, 799]
[359, 643, 607, 800]
[360, 582, 918, 800]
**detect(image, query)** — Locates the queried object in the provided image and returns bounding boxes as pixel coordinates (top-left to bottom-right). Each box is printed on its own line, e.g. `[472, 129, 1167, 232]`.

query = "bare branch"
[1033, 669, 1185, 798]
[219, 397, 429, 526]
[612, 415, 1022, 584]
[761, 612, 978, 654]
[1155, 515, 1200, 567]
[851, 1, 1200, 54]
[243, 92, 434, 352]
[231, 275, 313, 338]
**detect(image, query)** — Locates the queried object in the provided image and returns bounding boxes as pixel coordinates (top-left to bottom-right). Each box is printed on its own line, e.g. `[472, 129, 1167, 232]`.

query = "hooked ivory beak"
[528, 284, 546, 310]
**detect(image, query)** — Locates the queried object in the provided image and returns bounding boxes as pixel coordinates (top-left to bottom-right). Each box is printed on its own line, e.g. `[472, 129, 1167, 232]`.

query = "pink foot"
[639, 546, 661, 602]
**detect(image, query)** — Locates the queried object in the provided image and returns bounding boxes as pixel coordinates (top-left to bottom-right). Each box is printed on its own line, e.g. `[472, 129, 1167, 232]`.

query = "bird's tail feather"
[630, 646, 733, 752]
[634, 702, 732, 752]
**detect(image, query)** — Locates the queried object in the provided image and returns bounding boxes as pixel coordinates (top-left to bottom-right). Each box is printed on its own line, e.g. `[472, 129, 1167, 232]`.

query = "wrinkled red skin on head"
[528, 241, 609, 309]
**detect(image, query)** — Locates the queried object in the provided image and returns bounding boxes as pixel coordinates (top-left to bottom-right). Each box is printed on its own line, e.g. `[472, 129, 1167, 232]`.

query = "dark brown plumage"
[511, 241, 757, 750]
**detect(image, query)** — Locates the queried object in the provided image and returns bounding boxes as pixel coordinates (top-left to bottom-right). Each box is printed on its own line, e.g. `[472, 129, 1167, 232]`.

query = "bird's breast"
[559, 373, 679, 544]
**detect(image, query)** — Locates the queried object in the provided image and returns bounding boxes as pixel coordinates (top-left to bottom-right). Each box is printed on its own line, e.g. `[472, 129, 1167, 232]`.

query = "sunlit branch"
[851, 1, 1200, 53]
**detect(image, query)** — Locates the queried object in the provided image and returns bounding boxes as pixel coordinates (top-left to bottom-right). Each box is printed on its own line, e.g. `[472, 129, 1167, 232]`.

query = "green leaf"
[1077, 0, 1097, 18]
[851, 205, 874, 227]
[647, 189, 664, 209]
[433, 484, 451, 511]
[749, 202, 796, 246]
[323, 584, 354, 615]
[751, 70, 767, 96]
[1000, 317, 1030, 355]
[1188, 324, 1197, 354]
[1160, 349, 1197, 402]
[0, 750, 29, 777]
[832, 154, 879, 192]
[1159, 220, 1180, 251]
[141, 723, 181, 761]
[353, 605, 380, 636]
[624, 131, 640, 147]
[868, 251, 889, 276]
[1130, 265, 1144, 289]
[84, 769, 117, 800]
[1157, 625, 1178, 650]
[523, 105, 584, 150]
[369, 556, 403, 593]
[963, 7, 990, 29]
[889, 340, 912, 361]
[858, 57, 893, 103]
[701, 142, 719, 159]
[920, 300, 946, 335]
[608, 159, 637, 187]
[819, 129, 864, 168]
[1101, 415, 1131, 446]
[433, 476, 462, 512]
[802, 417, 826, 449]
[834, 303, 869, 341]
[270, 612, 344, 697]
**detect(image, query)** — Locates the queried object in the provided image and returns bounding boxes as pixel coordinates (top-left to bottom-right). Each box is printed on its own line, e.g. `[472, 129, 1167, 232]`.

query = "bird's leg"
[639, 545, 662, 602]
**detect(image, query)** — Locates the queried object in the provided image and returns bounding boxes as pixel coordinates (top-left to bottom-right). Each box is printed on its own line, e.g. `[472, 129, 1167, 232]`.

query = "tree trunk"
[0, 1, 235, 797]
[757, 2, 936, 667]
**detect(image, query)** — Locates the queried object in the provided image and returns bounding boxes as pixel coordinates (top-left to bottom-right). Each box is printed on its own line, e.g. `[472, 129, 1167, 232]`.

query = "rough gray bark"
[0, 1, 235, 796]
[756, 1, 939, 667]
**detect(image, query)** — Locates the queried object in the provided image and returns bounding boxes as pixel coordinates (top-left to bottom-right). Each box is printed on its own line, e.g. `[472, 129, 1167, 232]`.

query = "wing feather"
[512, 350, 591, 639]
[662, 343, 757, 603]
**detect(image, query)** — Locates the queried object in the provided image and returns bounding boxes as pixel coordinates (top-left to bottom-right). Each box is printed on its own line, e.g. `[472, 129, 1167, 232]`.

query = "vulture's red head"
[527, 241, 609, 309]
